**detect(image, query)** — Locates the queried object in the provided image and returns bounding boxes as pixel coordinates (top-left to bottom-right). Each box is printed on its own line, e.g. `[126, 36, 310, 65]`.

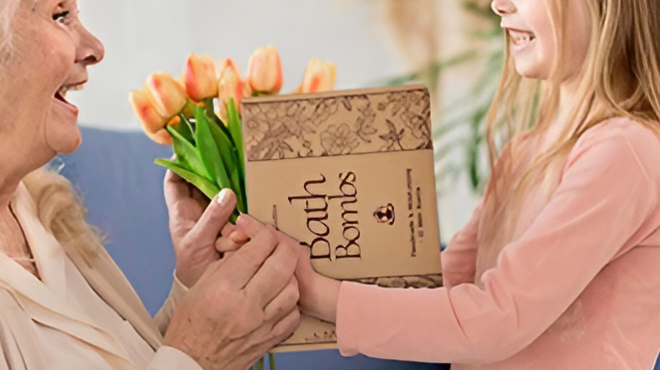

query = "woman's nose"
[491, 0, 517, 16]
[76, 26, 105, 66]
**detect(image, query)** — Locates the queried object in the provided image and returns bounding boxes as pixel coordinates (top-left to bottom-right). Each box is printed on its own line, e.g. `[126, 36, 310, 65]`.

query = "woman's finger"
[263, 276, 300, 322]
[163, 169, 193, 208]
[185, 189, 237, 248]
[244, 238, 298, 308]
[217, 227, 279, 290]
[266, 306, 302, 346]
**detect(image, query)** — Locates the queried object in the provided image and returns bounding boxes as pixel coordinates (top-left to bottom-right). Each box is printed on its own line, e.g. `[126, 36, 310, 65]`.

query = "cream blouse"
[0, 182, 203, 370]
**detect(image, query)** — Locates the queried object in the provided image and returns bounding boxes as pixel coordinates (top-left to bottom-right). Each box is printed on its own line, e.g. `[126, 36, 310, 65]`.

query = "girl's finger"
[215, 237, 242, 253]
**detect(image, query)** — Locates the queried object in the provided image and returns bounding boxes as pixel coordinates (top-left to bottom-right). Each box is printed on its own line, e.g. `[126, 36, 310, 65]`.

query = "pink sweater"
[336, 118, 660, 369]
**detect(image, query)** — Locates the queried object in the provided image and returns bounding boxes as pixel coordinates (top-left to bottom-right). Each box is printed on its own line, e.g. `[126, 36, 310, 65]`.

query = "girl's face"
[0, 0, 103, 159]
[491, 0, 591, 82]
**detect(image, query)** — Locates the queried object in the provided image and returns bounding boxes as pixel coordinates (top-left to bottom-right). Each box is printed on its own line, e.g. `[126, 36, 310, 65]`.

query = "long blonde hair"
[23, 169, 103, 261]
[477, 0, 660, 274]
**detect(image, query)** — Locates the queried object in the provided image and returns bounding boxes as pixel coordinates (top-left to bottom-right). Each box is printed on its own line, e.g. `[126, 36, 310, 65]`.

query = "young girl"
[237, 0, 660, 368]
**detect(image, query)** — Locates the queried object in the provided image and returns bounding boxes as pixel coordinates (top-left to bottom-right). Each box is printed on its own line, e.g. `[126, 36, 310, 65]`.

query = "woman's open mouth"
[53, 83, 84, 115]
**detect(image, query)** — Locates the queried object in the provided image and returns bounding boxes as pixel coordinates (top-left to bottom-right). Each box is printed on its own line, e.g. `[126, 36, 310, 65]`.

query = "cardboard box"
[242, 84, 442, 352]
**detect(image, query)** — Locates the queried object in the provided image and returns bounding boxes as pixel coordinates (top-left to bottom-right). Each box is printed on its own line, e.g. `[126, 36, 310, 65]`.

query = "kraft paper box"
[241, 84, 442, 352]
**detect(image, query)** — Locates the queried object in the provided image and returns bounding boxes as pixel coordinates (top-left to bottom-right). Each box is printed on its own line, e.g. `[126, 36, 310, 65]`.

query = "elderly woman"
[0, 0, 301, 369]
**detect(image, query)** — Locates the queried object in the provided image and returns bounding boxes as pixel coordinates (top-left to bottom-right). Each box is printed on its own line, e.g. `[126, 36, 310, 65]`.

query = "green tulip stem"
[268, 353, 276, 370]
[253, 357, 264, 370]
[203, 98, 216, 123]
[178, 113, 194, 136]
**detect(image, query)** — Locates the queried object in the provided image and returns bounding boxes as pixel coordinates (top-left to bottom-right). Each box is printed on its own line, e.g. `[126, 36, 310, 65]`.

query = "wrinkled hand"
[164, 218, 301, 370]
[236, 215, 341, 324]
[164, 170, 248, 288]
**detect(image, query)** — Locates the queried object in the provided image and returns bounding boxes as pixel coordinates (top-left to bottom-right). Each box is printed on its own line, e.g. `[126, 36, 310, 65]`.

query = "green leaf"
[194, 106, 234, 192]
[226, 99, 244, 171]
[202, 104, 245, 212]
[155, 158, 220, 200]
[196, 107, 247, 212]
[171, 116, 195, 144]
[206, 103, 237, 148]
[167, 126, 210, 181]
[226, 98, 247, 212]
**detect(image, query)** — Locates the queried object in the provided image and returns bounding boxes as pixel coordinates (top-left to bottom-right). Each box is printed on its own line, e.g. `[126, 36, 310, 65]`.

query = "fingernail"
[216, 188, 231, 207]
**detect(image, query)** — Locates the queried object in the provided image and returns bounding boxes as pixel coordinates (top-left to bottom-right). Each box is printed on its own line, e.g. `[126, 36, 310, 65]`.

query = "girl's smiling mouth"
[506, 28, 537, 49]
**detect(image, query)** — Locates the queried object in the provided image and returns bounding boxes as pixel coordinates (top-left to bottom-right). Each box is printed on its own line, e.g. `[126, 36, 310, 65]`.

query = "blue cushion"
[59, 127, 445, 370]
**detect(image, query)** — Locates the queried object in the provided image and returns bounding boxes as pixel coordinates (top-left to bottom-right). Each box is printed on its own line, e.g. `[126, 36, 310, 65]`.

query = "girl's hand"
[164, 224, 301, 370]
[236, 214, 341, 323]
[164, 170, 248, 288]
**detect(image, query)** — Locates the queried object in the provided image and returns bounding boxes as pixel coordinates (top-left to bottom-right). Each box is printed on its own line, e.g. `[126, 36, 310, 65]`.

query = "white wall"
[71, 0, 408, 130]
[71, 0, 482, 241]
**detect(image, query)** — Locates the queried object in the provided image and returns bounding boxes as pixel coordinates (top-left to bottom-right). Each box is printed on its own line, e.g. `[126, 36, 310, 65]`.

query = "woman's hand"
[164, 222, 301, 370]
[164, 170, 248, 288]
[236, 215, 341, 324]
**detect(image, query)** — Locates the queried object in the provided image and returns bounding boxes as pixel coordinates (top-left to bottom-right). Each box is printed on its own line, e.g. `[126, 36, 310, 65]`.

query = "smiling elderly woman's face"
[0, 0, 103, 159]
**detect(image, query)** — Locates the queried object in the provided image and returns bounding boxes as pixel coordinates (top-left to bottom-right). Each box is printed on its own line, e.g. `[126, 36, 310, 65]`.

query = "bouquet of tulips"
[129, 47, 336, 224]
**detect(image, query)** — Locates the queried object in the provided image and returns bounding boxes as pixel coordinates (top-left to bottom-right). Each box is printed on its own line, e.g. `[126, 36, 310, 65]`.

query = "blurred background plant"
[373, 0, 503, 196]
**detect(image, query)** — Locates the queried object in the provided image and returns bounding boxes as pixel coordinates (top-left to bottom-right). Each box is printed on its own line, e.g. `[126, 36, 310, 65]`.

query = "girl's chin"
[513, 60, 550, 81]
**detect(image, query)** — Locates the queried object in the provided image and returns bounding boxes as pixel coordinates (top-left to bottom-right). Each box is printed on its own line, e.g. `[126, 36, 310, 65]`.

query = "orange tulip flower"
[297, 58, 336, 93]
[129, 89, 172, 145]
[184, 53, 219, 102]
[144, 72, 188, 118]
[217, 58, 252, 120]
[247, 46, 283, 94]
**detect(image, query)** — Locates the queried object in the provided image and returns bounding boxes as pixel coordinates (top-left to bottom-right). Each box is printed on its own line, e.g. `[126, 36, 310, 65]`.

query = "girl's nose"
[491, 0, 517, 16]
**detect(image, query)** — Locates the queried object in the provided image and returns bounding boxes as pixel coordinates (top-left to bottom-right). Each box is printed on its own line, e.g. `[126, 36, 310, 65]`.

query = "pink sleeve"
[336, 121, 660, 363]
[441, 204, 483, 288]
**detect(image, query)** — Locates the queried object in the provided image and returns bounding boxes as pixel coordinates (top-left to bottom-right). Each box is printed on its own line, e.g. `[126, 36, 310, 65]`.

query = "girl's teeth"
[511, 32, 535, 46]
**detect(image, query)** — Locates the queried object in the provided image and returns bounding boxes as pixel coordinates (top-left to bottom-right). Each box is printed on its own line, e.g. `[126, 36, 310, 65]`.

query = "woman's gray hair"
[0, 0, 20, 58]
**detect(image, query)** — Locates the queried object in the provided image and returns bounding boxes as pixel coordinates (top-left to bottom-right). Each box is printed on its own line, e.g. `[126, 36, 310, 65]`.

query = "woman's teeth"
[55, 84, 83, 102]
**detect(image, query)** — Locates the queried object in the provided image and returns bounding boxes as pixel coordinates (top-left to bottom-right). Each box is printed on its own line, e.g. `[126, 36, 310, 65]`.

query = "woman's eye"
[53, 10, 70, 23]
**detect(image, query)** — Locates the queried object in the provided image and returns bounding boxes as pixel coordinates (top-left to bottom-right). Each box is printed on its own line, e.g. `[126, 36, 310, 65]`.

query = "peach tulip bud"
[298, 58, 336, 93]
[217, 59, 252, 120]
[247, 46, 283, 94]
[129, 89, 172, 145]
[146, 128, 173, 146]
[184, 53, 219, 102]
[144, 72, 187, 118]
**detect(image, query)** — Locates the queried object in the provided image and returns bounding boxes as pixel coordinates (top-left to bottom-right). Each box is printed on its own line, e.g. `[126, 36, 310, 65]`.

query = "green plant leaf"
[171, 116, 195, 144]
[226, 99, 244, 171]
[167, 126, 210, 181]
[154, 158, 220, 200]
[194, 106, 233, 192]
[226, 98, 247, 212]
[197, 107, 247, 213]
